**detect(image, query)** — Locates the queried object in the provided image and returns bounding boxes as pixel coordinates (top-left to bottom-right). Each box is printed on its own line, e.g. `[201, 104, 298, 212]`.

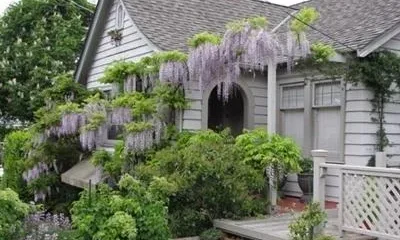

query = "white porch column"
[267, 63, 277, 134]
[267, 62, 278, 209]
[312, 150, 328, 205]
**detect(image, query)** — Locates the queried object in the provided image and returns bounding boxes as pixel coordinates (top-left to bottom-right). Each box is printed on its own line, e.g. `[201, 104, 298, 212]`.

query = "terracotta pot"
[298, 173, 313, 203]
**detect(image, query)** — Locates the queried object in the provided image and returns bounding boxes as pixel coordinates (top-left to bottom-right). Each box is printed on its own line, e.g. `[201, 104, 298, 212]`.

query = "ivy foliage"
[1, 130, 32, 201]
[347, 51, 400, 151]
[135, 130, 267, 237]
[0, 188, 31, 240]
[71, 174, 175, 240]
[0, 0, 94, 122]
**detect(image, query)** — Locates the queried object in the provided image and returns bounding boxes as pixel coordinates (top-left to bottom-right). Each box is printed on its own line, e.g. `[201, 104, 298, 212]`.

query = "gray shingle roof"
[122, 0, 400, 53]
[298, 0, 400, 51]
[122, 0, 290, 51]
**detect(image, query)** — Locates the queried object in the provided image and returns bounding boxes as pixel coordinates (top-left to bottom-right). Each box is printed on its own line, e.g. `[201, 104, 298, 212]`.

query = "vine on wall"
[347, 51, 400, 152]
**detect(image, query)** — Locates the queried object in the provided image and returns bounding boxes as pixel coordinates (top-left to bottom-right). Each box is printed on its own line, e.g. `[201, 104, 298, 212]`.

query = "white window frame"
[280, 83, 305, 110]
[115, 2, 125, 30]
[312, 80, 341, 108]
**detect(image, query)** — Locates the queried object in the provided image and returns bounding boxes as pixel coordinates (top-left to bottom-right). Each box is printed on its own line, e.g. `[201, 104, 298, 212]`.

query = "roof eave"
[357, 22, 400, 58]
[74, 0, 110, 84]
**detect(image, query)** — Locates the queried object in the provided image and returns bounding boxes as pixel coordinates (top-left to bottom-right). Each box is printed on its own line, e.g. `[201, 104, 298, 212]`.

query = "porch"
[214, 209, 373, 240]
[214, 150, 400, 240]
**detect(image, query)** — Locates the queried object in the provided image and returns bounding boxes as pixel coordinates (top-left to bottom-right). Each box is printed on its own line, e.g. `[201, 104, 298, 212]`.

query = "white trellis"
[312, 150, 400, 240]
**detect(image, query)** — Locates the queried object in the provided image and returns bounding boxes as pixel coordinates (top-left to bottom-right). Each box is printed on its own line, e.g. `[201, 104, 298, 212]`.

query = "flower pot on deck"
[297, 173, 313, 203]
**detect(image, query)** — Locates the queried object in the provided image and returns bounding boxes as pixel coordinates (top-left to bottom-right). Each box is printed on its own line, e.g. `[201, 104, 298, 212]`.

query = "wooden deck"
[214, 209, 375, 240]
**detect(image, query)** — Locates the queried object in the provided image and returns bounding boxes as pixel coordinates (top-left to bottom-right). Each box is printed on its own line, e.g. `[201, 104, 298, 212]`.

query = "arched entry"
[207, 84, 245, 136]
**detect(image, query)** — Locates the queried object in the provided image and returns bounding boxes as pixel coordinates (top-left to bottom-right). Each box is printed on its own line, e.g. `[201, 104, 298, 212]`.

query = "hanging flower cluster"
[188, 32, 223, 92]
[22, 162, 51, 202]
[157, 51, 189, 85]
[79, 94, 108, 151]
[188, 17, 282, 100]
[124, 121, 164, 152]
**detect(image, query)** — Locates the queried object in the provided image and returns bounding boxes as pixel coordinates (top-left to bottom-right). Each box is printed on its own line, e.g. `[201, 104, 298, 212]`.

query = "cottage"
[72, 0, 400, 202]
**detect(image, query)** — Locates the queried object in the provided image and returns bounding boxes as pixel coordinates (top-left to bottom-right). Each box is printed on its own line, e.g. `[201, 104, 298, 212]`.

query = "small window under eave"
[116, 3, 125, 30]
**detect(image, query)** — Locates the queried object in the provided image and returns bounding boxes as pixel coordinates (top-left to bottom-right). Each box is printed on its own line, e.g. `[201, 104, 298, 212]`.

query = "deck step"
[214, 212, 375, 240]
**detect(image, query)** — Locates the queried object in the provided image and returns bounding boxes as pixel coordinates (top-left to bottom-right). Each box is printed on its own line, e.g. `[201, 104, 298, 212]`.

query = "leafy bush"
[91, 142, 125, 179]
[71, 174, 174, 240]
[289, 202, 327, 240]
[235, 129, 301, 173]
[135, 130, 266, 237]
[0, 188, 30, 239]
[200, 228, 223, 240]
[1, 130, 31, 200]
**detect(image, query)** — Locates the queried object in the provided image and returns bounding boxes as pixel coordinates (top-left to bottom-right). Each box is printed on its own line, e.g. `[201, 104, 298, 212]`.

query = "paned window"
[314, 81, 341, 107]
[281, 85, 304, 109]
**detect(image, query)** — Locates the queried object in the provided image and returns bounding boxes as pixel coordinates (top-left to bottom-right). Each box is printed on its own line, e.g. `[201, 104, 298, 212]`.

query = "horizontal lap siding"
[87, 0, 157, 89]
[183, 85, 202, 130]
[246, 75, 268, 129]
[345, 84, 400, 168]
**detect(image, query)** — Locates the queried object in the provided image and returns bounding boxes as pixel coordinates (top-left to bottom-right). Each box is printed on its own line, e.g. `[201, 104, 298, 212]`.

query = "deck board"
[214, 210, 375, 240]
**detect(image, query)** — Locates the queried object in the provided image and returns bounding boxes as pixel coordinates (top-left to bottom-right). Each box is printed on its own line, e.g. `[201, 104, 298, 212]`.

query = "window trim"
[280, 82, 305, 110]
[312, 80, 342, 108]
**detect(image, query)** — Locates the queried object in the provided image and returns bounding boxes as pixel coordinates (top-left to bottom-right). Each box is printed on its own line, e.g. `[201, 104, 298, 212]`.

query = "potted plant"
[298, 157, 313, 203]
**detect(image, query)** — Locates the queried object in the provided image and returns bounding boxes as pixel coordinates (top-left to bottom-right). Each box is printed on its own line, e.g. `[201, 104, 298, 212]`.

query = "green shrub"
[289, 202, 327, 240]
[1, 130, 31, 200]
[0, 188, 30, 240]
[71, 174, 173, 240]
[235, 128, 302, 173]
[200, 228, 223, 240]
[136, 130, 266, 237]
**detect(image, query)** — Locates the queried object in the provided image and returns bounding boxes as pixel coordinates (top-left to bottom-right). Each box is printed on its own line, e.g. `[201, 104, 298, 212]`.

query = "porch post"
[267, 62, 278, 210]
[311, 150, 328, 205]
[375, 152, 387, 167]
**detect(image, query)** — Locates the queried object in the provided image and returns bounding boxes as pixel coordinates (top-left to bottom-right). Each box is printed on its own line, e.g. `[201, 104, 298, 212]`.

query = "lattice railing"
[341, 169, 400, 239]
[311, 150, 400, 240]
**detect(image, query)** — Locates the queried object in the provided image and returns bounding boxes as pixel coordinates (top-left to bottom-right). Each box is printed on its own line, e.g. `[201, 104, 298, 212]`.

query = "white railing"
[312, 150, 400, 240]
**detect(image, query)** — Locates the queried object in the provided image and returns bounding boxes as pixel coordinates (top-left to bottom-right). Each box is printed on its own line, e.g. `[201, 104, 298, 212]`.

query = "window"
[313, 81, 341, 107]
[115, 3, 124, 29]
[281, 85, 304, 109]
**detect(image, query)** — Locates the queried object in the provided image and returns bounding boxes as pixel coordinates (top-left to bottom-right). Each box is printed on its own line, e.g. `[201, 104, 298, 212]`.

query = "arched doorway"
[208, 84, 244, 136]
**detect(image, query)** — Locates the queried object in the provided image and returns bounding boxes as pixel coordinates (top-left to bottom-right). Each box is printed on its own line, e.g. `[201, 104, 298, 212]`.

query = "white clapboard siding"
[344, 83, 400, 167]
[86, 0, 157, 89]
[246, 74, 268, 129]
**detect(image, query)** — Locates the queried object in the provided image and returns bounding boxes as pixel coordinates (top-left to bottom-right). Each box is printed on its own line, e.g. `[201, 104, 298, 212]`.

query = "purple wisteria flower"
[159, 61, 188, 85]
[23, 211, 71, 240]
[109, 107, 132, 125]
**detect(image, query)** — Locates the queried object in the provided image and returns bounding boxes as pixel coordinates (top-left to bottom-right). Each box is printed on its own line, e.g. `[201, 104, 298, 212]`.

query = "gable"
[76, 0, 159, 89]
